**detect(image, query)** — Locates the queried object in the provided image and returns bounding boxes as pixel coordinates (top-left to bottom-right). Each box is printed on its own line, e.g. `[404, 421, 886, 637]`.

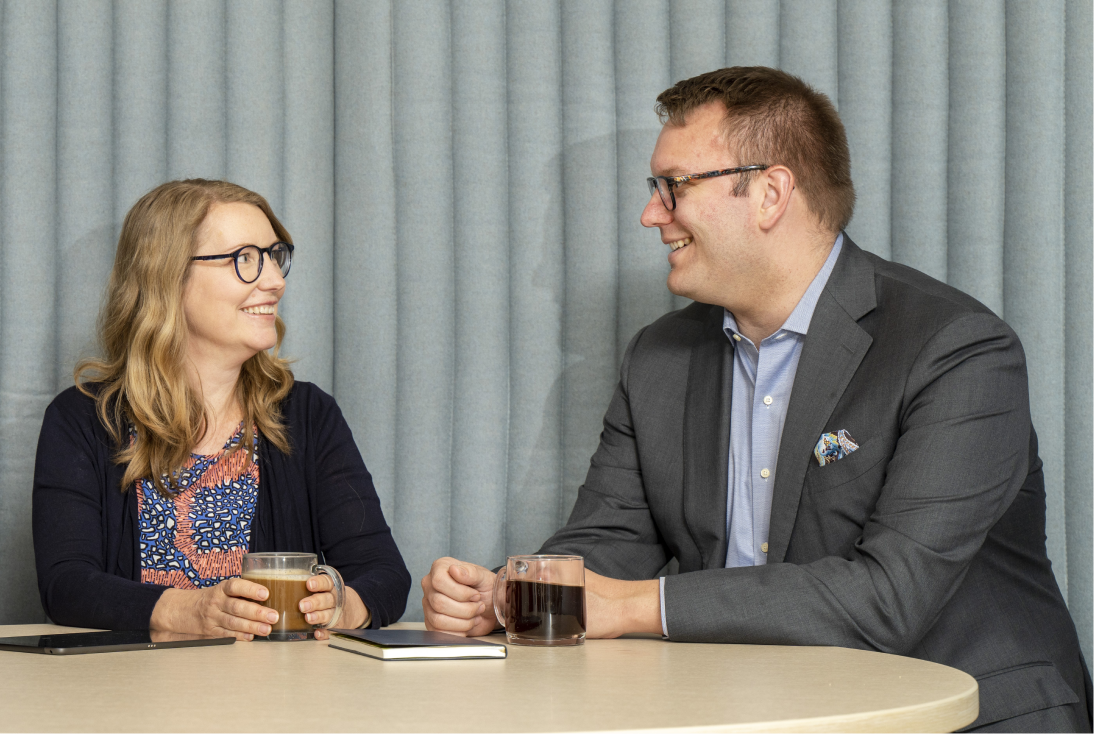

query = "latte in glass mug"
[241, 552, 344, 641]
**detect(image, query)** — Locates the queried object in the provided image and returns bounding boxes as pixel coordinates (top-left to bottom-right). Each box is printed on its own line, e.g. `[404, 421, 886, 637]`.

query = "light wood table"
[0, 622, 977, 733]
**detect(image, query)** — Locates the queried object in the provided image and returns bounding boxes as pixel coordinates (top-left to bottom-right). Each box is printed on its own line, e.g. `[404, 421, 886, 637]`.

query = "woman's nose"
[258, 253, 286, 290]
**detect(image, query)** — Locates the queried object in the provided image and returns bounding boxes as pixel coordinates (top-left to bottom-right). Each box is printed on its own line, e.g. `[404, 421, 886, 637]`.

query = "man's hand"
[422, 557, 500, 637]
[583, 570, 663, 638]
[422, 558, 664, 639]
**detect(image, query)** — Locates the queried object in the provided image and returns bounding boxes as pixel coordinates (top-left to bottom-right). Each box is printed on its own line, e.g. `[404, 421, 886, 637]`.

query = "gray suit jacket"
[539, 237, 1091, 731]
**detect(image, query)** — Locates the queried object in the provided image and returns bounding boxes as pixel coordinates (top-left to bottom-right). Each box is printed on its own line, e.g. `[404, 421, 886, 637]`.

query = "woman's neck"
[185, 355, 245, 455]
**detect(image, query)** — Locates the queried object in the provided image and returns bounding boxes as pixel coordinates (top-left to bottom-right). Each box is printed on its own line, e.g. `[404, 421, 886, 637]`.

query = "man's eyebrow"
[653, 167, 687, 178]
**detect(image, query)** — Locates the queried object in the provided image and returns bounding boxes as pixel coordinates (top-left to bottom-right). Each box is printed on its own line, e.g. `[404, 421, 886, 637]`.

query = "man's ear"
[757, 165, 795, 232]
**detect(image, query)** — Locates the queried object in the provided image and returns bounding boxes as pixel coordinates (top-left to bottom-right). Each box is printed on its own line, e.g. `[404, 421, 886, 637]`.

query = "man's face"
[640, 102, 759, 304]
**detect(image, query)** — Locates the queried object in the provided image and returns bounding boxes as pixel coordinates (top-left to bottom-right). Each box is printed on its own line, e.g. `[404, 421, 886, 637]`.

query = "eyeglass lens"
[235, 243, 292, 283]
[647, 177, 675, 211]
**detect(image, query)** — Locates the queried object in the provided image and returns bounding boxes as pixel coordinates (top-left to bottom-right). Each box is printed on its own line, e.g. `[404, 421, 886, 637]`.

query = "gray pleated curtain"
[0, 0, 1089, 663]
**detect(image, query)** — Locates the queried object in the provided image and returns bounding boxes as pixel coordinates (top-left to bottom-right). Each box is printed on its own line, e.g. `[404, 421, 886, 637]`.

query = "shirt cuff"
[659, 576, 669, 638]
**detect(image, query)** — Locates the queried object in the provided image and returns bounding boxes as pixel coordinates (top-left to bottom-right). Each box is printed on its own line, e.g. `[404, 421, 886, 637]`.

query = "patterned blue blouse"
[134, 424, 259, 589]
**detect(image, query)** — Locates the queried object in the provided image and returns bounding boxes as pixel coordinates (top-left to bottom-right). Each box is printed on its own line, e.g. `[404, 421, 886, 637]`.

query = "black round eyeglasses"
[190, 242, 295, 284]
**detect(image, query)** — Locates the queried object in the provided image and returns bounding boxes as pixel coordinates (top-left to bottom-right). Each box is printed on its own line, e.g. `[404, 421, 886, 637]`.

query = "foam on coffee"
[242, 569, 313, 581]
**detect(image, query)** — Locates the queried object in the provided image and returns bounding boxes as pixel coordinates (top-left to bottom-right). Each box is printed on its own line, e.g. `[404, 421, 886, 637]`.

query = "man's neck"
[729, 233, 836, 346]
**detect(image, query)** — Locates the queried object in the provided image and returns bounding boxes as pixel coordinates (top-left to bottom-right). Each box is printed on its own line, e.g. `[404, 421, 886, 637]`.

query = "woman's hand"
[150, 578, 279, 641]
[301, 574, 369, 640]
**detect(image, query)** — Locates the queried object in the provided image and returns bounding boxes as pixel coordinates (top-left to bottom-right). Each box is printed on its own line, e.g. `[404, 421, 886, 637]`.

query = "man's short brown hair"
[655, 67, 855, 233]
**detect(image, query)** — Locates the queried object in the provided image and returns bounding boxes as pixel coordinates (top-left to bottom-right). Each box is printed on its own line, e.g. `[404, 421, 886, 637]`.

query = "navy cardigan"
[32, 381, 410, 630]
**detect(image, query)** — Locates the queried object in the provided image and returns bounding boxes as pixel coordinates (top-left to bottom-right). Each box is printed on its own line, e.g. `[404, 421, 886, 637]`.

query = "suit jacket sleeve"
[538, 326, 671, 579]
[665, 312, 1032, 653]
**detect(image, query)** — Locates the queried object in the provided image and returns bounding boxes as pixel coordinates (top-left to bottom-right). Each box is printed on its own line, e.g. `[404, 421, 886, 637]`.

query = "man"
[422, 67, 1091, 732]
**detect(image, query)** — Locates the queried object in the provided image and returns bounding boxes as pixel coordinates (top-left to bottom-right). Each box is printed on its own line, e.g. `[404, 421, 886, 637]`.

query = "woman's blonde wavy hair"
[76, 179, 294, 497]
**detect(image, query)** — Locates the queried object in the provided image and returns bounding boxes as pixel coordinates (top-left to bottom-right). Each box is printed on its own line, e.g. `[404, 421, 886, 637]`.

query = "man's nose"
[640, 191, 673, 229]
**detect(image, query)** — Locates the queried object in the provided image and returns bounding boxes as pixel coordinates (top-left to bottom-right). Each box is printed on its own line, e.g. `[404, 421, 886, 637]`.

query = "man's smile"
[667, 236, 692, 251]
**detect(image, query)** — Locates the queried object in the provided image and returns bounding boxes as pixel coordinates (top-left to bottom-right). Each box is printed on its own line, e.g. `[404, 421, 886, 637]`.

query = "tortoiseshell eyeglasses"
[647, 165, 769, 211]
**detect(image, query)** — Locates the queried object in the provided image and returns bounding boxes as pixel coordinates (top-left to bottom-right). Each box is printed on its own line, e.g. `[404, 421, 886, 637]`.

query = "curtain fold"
[450, 0, 509, 567]
[838, 0, 892, 261]
[391, 0, 457, 591]
[0, 0, 58, 623]
[0, 1, 1088, 665]
[891, 0, 948, 281]
[1004, 0, 1069, 589]
[1064, 0, 1093, 659]
[947, 1, 1005, 315]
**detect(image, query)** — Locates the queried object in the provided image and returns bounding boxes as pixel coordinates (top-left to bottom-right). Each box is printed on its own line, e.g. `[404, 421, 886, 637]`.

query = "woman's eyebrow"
[216, 241, 258, 253]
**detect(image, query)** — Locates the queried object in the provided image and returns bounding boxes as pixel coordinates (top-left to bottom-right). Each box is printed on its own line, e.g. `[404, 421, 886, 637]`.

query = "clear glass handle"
[492, 566, 507, 629]
[314, 564, 345, 629]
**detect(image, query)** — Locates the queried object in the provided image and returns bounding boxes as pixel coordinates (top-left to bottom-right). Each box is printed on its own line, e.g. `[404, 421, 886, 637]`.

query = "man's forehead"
[650, 111, 737, 175]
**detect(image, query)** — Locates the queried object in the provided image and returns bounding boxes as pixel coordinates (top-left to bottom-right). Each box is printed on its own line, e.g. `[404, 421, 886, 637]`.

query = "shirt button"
[763, 395, 773, 405]
[732, 333, 741, 342]
[760, 468, 771, 479]
[761, 542, 769, 553]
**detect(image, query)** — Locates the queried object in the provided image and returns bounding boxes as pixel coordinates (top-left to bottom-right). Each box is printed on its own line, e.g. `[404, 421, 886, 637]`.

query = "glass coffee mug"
[241, 552, 345, 641]
[493, 555, 586, 646]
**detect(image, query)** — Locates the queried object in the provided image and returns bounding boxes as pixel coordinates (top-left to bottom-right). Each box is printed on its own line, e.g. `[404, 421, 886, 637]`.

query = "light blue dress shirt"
[659, 234, 844, 637]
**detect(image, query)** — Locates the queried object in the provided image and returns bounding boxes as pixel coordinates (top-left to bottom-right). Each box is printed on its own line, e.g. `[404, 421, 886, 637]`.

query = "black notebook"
[328, 629, 507, 661]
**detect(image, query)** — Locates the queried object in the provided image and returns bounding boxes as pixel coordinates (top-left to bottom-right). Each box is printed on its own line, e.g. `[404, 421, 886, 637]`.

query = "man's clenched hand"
[421, 557, 501, 637]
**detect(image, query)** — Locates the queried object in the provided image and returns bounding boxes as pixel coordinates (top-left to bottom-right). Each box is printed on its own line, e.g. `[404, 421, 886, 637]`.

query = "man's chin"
[665, 274, 696, 301]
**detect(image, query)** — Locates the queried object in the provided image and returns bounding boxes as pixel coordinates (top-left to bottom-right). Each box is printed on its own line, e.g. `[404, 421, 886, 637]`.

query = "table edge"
[0, 624, 981, 734]
[567, 677, 979, 734]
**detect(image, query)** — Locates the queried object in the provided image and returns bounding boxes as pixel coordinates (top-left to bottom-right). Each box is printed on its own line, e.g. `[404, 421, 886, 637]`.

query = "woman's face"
[183, 202, 286, 372]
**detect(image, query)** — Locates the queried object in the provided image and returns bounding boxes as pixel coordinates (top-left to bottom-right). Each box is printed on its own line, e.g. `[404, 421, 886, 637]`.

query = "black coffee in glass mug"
[493, 555, 586, 646]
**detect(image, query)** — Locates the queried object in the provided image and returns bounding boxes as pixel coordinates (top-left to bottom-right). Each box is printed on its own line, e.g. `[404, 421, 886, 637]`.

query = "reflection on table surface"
[0, 621, 977, 733]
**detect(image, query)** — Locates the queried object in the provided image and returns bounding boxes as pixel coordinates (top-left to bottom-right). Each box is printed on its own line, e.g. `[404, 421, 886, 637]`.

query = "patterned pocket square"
[814, 430, 859, 466]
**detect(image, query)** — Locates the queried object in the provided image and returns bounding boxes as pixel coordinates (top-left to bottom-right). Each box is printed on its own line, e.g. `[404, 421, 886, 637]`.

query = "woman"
[33, 179, 410, 639]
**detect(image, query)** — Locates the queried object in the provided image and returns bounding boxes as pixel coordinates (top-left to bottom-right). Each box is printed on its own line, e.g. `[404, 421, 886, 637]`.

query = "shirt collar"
[723, 232, 844, 342]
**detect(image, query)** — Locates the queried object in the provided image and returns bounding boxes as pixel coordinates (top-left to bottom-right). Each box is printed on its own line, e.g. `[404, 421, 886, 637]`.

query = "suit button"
[760, 468, 771, 478]
[761, 542, 769, 553]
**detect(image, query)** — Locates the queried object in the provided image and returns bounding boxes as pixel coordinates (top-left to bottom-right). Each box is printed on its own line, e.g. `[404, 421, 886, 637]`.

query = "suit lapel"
[682, 305, 733, 569]
[768, 238, 877, 563]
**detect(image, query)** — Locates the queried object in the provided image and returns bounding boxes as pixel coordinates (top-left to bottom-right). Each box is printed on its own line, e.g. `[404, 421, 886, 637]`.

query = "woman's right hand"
[149, 578, 279, 640]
